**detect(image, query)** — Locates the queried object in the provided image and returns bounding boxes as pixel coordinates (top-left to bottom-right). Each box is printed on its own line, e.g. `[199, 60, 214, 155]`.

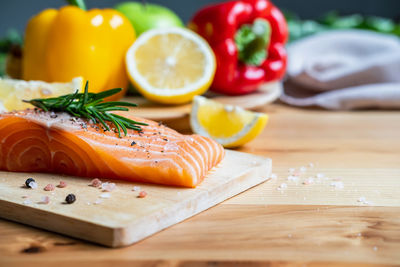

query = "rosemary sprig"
[23, 81, 148, 137]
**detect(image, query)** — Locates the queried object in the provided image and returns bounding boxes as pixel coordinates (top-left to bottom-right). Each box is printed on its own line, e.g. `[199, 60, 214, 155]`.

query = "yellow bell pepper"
[22, 4, 135, 100]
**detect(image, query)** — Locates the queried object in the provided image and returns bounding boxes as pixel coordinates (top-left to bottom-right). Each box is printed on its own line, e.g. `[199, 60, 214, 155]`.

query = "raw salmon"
[0, 109, 225, 187]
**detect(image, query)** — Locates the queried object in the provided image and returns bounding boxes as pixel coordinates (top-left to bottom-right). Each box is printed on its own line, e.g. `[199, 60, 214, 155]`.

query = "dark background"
[0, 0, 399, 37]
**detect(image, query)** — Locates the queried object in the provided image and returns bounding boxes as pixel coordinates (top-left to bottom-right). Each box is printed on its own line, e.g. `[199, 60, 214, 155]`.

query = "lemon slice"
[0, 77, 83, 112]
[190, 96, 268, 148]
[126, 27, 215, 104]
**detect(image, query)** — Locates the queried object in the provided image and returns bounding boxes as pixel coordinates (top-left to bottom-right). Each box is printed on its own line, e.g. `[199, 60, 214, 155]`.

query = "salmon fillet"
[0, 109, 225, 187]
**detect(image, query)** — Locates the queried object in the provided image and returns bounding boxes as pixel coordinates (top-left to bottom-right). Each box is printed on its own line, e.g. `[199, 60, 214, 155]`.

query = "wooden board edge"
[111, 158, 272, 247]
[0, 199, 115, 246]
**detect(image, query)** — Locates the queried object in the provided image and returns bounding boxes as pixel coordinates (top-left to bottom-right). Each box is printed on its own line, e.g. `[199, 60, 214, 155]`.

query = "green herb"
[24, 81, 148, 137]
[284, 10, 400, 43]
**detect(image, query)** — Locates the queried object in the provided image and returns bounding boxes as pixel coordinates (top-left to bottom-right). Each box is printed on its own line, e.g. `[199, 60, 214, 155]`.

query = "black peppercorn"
[65, 194, 76, 204]
[131, 141, 136, 146]
[25, 178, 35, 188]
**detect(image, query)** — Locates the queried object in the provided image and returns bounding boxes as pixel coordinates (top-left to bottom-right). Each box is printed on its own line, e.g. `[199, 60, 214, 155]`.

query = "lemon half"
[190, 96, 268, 148]
[0, 77, 83, 112]
[126, 27, 215, 104]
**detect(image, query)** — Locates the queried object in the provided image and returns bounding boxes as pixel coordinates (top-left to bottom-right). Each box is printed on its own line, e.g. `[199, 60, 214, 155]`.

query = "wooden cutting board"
[0, 150, 271, 247]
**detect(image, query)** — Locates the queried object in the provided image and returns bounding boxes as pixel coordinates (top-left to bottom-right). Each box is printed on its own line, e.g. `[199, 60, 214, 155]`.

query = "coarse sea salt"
[100, 193, 111, 199]
[277, 183, 287, 191]
[101, 182, 116, 192]
[132, 186, 141, 191]
[40, 196, 50, 204]
[288, 168, 295, 174]
[287, 175, 299, 182]
[300, 166, 307, 173]
[330, 181, 344, 189]
[23, 199, 32, 205]
[303, 177, 314, 185]
[270, 173, 277, 180]
[29, 181, 38, 189]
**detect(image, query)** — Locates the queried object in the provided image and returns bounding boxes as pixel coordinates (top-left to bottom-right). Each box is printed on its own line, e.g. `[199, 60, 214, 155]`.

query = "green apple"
[115, 2, 184, 36]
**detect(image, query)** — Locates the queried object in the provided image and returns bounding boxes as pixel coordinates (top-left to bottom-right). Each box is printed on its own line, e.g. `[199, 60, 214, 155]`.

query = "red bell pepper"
[189, 0, 288, 95]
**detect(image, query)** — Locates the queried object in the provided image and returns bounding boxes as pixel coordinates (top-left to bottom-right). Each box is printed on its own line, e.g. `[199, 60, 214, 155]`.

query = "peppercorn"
[65, 194, 76, 204]
[25, 178, 35, 188]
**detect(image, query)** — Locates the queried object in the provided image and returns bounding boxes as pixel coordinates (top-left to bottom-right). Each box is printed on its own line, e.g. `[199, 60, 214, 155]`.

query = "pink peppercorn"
[138, 191, 147, 198]
[58, 181, 67, 188]
[44, 184, 55, 191]
[90, 178, 102, 187]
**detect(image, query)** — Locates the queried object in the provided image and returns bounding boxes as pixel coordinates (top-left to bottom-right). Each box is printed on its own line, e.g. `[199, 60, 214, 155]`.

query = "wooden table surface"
[1, 103, 399, 266]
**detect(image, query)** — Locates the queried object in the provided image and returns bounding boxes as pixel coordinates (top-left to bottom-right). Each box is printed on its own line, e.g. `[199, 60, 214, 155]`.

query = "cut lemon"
[190, 96, 268, 148]
[0, 77, 83, 112]
[126, 27, 215, 104]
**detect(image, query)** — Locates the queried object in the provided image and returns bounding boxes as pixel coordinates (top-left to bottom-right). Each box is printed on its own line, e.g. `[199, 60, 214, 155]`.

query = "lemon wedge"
[126, 27, 215, 104]
[190, 96, 268, 148]
[0, 77, 83, 112]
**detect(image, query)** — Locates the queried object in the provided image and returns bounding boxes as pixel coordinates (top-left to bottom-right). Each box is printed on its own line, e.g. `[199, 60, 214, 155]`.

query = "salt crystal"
[316, 173, 324, 179]
[23, 199, 32, 205]
[288, 234, 292, 238]
[303, 177, 314, 185]
[29, 181, 38, 189]
[270, 173, 277, 180]
[288, 168, 295, 174]
[101, 182, 116, 192]
[40, 196, 50, 204]
[94, 199, 103, 205]
[308, 163, 314, 168]
[330, 181, 344, 189]
[358, 197, 366, 203]
[279, 183, 287, 189]
[357, 233, 362, 237]
[300, 166, 307, 173]
[303, 196, 307, 200]
[373, 246, 378, 251]
[132, 186, 141, 191]
[100, 193, 111, 199]
[287, 175, 299, 182]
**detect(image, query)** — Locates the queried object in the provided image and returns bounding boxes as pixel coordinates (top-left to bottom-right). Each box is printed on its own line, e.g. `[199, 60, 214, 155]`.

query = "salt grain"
[303, 177, 314, 185]
[316, 173, 324, 179]
[270, 173, 277, 180]
[132, 186, 141, 191]
[308, 163, 314, 168]
[101, 182, 116, 192]
[40, 196, 50, 204]
[28, 181, 38, 189]
[100, 193, 111, 199]
[287, 175, 299, 182]
[277, 183, 287, 191]
[288, 168, 295, 174]
[300, 166, 307, 172]
[330, 181, 344, 189]
[373, 246, 378, 251]
[23, 199, 32, 205]
[94, 199, 103, 205]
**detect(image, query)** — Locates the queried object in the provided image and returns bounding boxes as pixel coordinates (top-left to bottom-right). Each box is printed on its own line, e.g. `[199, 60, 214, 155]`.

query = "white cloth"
[280, 30, 400, 110]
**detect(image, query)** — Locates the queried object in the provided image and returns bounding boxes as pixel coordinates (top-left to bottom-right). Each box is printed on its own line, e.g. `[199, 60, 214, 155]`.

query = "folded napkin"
[280, 30, 400, 109]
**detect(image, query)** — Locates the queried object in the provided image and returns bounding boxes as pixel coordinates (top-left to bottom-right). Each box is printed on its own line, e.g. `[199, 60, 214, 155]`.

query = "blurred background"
[0, 0, 399, 36]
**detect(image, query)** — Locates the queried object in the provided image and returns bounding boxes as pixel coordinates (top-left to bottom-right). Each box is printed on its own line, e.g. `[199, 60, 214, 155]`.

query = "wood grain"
[0, 104, 399, 266]
[0, 150, 271, 247]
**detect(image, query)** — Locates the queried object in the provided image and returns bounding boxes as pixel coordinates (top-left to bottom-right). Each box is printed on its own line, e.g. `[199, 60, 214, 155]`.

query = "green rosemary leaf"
[24, 81, 147, 136]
